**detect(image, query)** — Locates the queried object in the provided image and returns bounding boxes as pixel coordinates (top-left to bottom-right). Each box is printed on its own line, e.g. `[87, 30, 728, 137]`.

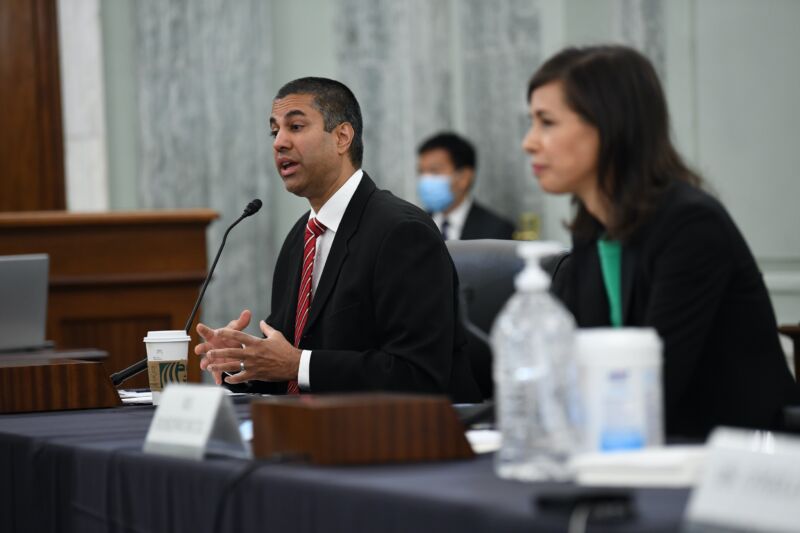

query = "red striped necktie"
[287, 217, 327, 394]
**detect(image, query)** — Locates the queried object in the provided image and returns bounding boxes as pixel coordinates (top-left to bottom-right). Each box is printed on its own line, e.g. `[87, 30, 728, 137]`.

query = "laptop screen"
[0, 254, 50, 352]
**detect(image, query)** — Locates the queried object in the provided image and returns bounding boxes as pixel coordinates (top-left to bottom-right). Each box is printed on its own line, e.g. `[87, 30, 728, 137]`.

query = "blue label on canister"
[600, 430, 644, 451]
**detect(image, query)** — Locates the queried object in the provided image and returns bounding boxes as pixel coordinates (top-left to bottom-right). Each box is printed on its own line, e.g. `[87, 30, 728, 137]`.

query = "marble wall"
[614, 0, 666, 80]
[125, 0, 555, 334]
[335, 0, 546, 233]
[134, 0, 276, 330]
[332, 0, 667, 241]
[57, 0, 109, 211]
[334, 0, 456, 202]
[114, 0, 796, 331]
[118, 0, 674, 330]
[457, 0, 545, 230]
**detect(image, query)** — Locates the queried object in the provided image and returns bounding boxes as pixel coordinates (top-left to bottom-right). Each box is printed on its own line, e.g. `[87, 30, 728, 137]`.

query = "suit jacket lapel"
[304, 174, 377, 333]
[461, 204, 478, 240]
[572, 238, 610, 327]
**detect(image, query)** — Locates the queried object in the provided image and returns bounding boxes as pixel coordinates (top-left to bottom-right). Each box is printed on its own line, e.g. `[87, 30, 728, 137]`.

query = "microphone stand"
[110, 199, 262, 386]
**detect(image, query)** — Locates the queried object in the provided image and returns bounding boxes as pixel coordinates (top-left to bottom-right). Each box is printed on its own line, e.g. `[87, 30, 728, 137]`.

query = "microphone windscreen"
[244, 198, 263, 216]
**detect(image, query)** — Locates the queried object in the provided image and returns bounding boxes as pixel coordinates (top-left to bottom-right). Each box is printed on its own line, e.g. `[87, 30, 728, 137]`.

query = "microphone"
[110, 199, 263, 386]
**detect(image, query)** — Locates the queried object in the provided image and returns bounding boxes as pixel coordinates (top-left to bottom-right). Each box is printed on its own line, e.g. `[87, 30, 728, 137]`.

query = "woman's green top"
[597, 238, 623, 327]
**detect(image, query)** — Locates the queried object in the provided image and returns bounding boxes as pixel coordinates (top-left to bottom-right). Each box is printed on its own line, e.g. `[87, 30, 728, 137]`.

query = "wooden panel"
[0, 210, 217, 389]
[59, 315, 173, 389]
[0, 358, 121, 414]
[0, 0, 65, 211]
[60, 316, 172, 353]
[0, 211, 215, 276]
[252, 394, 474, 465]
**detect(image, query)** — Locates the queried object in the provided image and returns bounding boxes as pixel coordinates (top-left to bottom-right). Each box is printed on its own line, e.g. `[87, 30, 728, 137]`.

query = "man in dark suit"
[416, 132, 515, 240]
[197, 78, 480, 403]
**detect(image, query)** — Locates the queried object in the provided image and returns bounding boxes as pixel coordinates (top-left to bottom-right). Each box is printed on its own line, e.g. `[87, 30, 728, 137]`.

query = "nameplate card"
[684, 427, 800, 533]
[143, 384, 250, 460]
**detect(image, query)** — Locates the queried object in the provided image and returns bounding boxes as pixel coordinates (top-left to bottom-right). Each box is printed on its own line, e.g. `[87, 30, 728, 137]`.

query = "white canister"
[576, 328, 663, 451]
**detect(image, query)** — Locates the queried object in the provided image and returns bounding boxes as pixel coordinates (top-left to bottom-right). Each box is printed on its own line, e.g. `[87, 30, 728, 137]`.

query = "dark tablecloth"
[0, 402, 689, 533]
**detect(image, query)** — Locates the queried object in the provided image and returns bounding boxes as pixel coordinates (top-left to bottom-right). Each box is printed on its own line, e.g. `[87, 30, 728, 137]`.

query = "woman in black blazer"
[522, 45, 798, 439]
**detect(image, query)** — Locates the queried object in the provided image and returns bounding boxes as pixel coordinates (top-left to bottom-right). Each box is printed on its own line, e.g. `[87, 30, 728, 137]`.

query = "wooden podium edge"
[0, 359, 121, 414]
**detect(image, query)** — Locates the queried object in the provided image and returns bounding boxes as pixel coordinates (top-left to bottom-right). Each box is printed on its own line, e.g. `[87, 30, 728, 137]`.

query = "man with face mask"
[417, 132, 515, 240]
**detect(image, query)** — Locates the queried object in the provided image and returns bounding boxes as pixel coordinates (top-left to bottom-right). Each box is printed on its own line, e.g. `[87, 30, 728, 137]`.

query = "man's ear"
[453, 167, 475, 194]
[335, 122, 354, 156]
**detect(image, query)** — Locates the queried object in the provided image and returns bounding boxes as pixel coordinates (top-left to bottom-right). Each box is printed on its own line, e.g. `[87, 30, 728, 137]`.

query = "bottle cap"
[515, 241, 566, 291]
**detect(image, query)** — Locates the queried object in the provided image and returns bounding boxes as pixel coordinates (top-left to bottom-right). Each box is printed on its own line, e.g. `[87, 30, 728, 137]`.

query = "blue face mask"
[417, 174, 454, 213]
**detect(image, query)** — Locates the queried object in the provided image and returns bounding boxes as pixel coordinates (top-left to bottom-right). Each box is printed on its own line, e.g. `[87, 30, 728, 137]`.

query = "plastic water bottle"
[491, 241, 580, 481]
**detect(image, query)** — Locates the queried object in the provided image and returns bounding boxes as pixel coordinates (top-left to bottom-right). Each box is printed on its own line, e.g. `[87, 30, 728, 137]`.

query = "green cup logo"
[148, 360, 187, 392]
[160, 360, 186, 384]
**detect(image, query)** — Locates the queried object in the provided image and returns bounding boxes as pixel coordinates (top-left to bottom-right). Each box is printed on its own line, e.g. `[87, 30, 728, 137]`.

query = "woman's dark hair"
[527, 45, 701, 240]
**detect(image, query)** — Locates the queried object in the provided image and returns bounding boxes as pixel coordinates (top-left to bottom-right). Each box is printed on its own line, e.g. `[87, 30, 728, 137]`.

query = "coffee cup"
[144, 330, 190, 405]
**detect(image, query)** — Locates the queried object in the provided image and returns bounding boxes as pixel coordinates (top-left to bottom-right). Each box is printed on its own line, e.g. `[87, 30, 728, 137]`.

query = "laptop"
[0, 254, 52, 352]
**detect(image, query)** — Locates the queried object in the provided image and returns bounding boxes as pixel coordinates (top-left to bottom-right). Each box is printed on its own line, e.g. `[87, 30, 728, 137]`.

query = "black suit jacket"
[247, 174, 481, 402]
[552, 181, 798, 438]
[461, 202, 515, 240]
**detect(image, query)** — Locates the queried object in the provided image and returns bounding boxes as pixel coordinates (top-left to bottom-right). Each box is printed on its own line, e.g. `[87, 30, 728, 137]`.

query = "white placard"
[685, 427, 800, 533]
[143, 383, 251, 460]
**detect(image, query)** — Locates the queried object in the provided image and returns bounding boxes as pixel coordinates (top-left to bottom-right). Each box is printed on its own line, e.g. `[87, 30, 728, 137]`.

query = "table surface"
[0, 400, 690, 533]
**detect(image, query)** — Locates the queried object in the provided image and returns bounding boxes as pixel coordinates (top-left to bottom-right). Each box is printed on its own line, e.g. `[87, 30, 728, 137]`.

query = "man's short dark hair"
[417, 132, 476, 170]
[275, 77, 363, 167]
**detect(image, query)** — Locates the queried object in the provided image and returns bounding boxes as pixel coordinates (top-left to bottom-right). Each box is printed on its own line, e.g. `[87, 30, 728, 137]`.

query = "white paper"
[118, 389, 153, 405]
[466, 429, 502, 454]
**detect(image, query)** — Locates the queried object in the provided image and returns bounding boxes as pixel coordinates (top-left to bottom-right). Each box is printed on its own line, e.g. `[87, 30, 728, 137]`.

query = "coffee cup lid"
[143, 330, 191, 343]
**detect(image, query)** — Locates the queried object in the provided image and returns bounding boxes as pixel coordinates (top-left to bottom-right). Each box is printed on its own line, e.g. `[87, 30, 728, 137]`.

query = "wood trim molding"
[50, 271, 208, 288]
[0, 209, 219, 226]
